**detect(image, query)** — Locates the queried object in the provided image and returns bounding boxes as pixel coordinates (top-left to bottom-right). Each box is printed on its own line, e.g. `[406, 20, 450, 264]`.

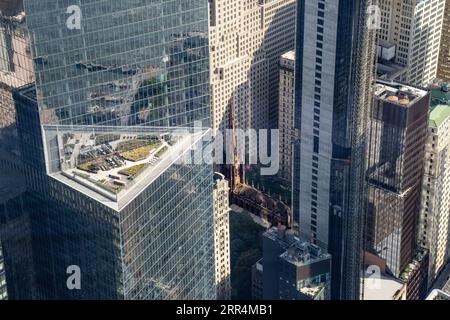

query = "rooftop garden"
[117, 140, 162, 162]
[77, 153, 125, 173]
[95, 134, 120, 145]
[62, 133, 175, 198]
[73, 171, 123, 194]
[95, 179, 123, 194]
[119, 163, 149, 180]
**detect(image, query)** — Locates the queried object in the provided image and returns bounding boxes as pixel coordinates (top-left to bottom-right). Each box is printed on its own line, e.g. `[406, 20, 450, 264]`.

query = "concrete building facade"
[213, 172, 231, 300]
[1, 0, 218, 300]
[419, 100, 450, 287]
[0, 5, 33, 173]
[277, 51, 295, 184]
[437, 0, 450, 81]
[377, 0, 446, 86]
[208, 0, 296, 131]
[365, 81, 429, 278]
[251, 259, 263, 300]
[293, 0, 376, 299]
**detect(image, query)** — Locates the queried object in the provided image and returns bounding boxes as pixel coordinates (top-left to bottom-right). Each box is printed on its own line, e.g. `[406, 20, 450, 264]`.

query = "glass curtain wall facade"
[5, 0, 216, 299]
[293, 0, 376, 299]
[22, 0, 210, 128]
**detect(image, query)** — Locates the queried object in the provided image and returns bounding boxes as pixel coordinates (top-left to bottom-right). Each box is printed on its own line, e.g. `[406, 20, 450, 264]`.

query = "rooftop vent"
[387, 95, 399, 102]
[399, 98, 409, 105]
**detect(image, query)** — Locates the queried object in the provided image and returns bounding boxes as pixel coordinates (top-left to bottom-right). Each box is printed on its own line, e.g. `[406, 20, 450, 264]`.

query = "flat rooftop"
[363, 273, 404, 300]
[431, 88, 450, 108]
[299, 285, 325, 299]
[374, 81, 428, 108]
[376, 61, 407, 81]
[429, 104, 450, 128]
[281, 50, 295, 61]
[280, 241, 331, 267]
[264, 227, 331, 266]
[44, 126, 209, 211]
[377, 39, 396, 49]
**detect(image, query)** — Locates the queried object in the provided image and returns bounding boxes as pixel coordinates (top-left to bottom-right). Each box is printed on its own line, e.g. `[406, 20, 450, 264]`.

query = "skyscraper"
[213, 172, 231, 300]
[365, 81, 430, 278]
[23, 0, 210, 128]
[1, 0, 217, 299]
[293, 0, 376, 299]
[419, 98, 450, 287]
[277, 51, 295, 185]
[0, 192, 34, 300]
[262, 226, 332, 300]
[0, 1, 36, 301]
[13, 114, 217, 299]
[208, 0, 296, 131]
[437, 0, 450, 81]
[377, 0, 446, 87]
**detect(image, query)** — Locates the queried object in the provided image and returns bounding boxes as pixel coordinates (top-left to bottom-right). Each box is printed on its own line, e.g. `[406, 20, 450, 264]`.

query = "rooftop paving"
[43, 126, 209, 211]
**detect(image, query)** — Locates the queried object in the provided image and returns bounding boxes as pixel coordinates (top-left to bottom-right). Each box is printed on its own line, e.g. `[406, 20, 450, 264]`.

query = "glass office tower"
[293, 0, 376, 299]
[2, 0, 216, 299]
[23, 0, 210, 128]
[366, 81, 429, 278]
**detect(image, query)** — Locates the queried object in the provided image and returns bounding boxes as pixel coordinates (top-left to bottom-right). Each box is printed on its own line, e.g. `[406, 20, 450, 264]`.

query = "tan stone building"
[208, 0, 296, 132]
[437, 0, 450, 81]
[277, 50, 294, 184]
[419, 99, 450, 287]
[213, 172, 231, 300]
[377, 0, 446, 86]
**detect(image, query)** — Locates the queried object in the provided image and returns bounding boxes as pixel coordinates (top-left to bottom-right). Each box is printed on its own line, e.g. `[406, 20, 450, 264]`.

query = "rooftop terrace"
[374, 81, 428, 107]
[44, 126, 209, 211]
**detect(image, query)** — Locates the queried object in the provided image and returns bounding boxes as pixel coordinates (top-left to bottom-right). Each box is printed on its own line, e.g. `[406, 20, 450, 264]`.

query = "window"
[314, 136, 320, 153]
